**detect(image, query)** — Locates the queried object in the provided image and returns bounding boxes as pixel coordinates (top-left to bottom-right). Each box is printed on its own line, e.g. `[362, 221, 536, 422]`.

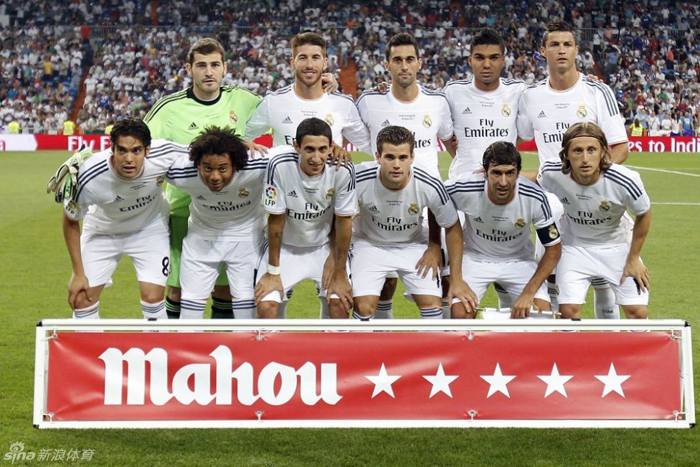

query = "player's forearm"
[523, 243, 561, 297]
[444, 221, 464, 280]
[628, 210, 652, 260]
[62, 213, 84, 275]
[609, 142, 629, 164]
[266, 213, 285, 266]
[427, 210, 441, 246]
[333, 215, 352, 271]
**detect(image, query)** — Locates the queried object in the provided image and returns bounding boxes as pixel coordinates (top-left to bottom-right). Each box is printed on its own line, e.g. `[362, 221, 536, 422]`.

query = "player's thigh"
[180, 236, 222, 300]
[126, 229, 170, 288]
[138, 281, 165, 303]
[610, 277, 650, 307]
[351, 241, 398, 297]
[399, 245, 442, 298]
[80, 232, 124, 287]
[223, 240, 260, 300]
[460, 257, 493, 303]
[556, 246, 594, 305]
[499, 260, 550, 303]
[167, 215, 189, 288]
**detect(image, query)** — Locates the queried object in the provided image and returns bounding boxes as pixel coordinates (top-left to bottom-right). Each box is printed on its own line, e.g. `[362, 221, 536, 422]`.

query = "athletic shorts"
[351, 239, 442, 298]
[167, 216, 229, 288]
[180, 235, 262, 301]
[557, 244, 649, 306]
[81, 222, 169, 287]
[461, 256, 549, 303]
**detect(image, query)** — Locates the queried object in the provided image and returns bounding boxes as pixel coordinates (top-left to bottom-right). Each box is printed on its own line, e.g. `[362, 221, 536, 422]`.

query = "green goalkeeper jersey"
[144, 85, 262, 216]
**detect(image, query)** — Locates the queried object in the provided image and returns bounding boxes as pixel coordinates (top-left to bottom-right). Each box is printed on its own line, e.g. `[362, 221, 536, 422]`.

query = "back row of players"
[59, 22, 651, 321]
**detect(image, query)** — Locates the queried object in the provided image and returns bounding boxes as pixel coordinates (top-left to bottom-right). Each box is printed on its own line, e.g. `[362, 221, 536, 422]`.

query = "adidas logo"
[188, 122, 199, 130]
[282, 116, 293, 124]
[561, 197, 570, 205]
[114, 195, 124, 202]
[462, 107, 472, 114]
[287, 190, 298, 198]
[473, 216, 484, 223]
[537, 111, 547, 118]
[196, 195, 206, 200]
[369, 205, 380, 213]
[381, 119, 391, 127]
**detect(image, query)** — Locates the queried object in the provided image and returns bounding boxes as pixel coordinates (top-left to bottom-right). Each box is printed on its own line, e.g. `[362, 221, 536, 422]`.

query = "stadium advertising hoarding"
[34, 320, 694, 429]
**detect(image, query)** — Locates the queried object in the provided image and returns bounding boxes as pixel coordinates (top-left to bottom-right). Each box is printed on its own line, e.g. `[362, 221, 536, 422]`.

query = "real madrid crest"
[325, 114, 335, 126]
[514, 218, 526, 229]
[548, 224, 559, 239]
[230, 110, 238, 124]
[501, 103, 511, 117]
[326, 188, 335, 199]
[238, 188, 249, 198]
[408, 203, 420, 215]
[599, 200, 611, 212]
[576, 105, 587, 118]
[156, 176, 164, 187]
[422, 115, 432, 128]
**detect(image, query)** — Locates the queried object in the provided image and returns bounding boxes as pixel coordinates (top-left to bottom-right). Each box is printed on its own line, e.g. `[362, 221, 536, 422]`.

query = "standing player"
[356, 32, 454, 318]
[517, 20, 627, 319]
[538, 122, 651, 319]
[165, 127, 270, 319]
[245, 32, 371, 152]
[352, 126, 477, 319]
[62, 119, 188, 319]
[254, 118, 355, 319]
[446, 142, 561, 318]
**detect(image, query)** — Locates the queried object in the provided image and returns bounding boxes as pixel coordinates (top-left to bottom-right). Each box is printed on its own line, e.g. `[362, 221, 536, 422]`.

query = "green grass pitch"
[0, 150, 698, 465]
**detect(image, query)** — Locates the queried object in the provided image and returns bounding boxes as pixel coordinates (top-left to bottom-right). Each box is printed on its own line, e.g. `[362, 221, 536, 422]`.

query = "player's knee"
[167, 286, 182, 302]
[73, 293, 98, 311]
[354, 301, 376, 317]
[622, 305, 648, 319]
[140, 288, 165, 304]
[329, 301, 349, 320]
[257, 301, 279, 319]
[450, 303, 475, 319]
[558, 304, 581, 319]
[212, 285, 232, 300]
[379, 278, 398, 299]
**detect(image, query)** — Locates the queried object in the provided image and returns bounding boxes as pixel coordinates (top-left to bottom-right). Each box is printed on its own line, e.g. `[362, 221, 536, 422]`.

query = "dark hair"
[385, 33, 420, 61]
[189, 126, 248, 171]
[542, 20, 577, 48]
[187, 38, 225, 65]
[559, 122, 612, 175]
[376, 125, 414, 154]
[482, 141, 521, 172]
[472, 28, 505, 55]
[296, 117, 333, 147]
[110, 118, 151, 149]
[291, 32, 327, 56]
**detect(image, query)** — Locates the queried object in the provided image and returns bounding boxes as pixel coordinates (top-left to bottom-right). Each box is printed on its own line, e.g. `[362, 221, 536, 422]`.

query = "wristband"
[267, 264, 281, 275]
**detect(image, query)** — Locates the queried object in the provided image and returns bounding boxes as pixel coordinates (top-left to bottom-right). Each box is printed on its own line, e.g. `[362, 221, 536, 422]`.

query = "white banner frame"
[33, 319, 694, 429]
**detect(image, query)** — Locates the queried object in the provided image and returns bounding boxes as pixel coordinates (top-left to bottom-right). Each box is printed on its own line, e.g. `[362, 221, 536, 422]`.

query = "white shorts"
[351, 239, 442, 298]
[81, 223, 169, 287]
[257, 242, 341, 303]
[180, 236, 261, 301]
[557, 244, 649, 306]
[462, 256, 550, 303]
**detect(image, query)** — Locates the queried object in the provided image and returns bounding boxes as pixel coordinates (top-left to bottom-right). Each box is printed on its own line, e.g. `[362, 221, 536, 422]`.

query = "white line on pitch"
[652, 202, 700, 206]
[627, 165, 700, 177]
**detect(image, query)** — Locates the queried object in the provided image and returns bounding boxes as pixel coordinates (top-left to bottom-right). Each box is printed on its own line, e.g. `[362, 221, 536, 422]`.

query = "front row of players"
[61, 117, 650, 320]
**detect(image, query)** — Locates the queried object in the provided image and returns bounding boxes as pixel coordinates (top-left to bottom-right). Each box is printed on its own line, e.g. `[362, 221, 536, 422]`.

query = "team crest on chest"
[324, 114, 335, 126]
[576, 105, 587, 118]
[501, 104, 512, 117]
[599, 200, 611, 212]
[156, 176, 165, 187]
[548, 224, 559, 239]
[408, 203, 420, 215]
[230, 110, 238, 124]
[514, 218, 526, 229]
[326, 188, 335, 199]
[422, 115, 432, 128]
[238, 188, 249, 198]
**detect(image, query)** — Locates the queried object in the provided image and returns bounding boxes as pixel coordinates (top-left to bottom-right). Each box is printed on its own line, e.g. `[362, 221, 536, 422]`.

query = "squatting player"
[352, 126, 477, 320]
[62, 119, 188, 319]
[445, 142, 561, 318]
[254, 118, 356, 319]
[538, 122, 651, 319]
[165, 127, 270, 319]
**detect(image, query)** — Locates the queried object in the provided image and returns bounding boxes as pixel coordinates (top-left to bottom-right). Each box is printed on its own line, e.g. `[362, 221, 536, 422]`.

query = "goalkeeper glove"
[47, 145, 93, 203]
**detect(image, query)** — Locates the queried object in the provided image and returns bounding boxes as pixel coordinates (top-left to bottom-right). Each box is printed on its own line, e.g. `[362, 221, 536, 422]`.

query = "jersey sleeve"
[426, 178, 459, 228]
[144, 105, 167, 139]
[263, 158, 287, 214]
[341, 101, 372, 153]
[595, 84, 628, 145]
[244, 96, 271, 140]
[437, 96, 454, 141]
[516, 93, 534, 141]
[165, 154, 198, 189]
[333, 164, 358, 217]
[355, 93, 371, 130]
[620, 169, 651, 216]
[444, 177, 469, 212]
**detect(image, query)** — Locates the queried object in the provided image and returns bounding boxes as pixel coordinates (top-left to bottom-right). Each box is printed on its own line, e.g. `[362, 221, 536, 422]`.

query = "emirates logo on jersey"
[501, 104, 512, 117]
[238, 188, 249, 198]
[514, 218, 526, 229]
[599, 201, 611, 212]
[422, 115, 432, 128]
[325, 114, 335, 126]
[577, 105, 588, 118]
[408, 203, 420, 215]
[230, 111, 238, 123]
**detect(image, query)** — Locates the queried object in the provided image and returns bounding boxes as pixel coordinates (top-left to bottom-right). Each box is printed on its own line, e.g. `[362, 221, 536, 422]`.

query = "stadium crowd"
[1, 0, 699, 134]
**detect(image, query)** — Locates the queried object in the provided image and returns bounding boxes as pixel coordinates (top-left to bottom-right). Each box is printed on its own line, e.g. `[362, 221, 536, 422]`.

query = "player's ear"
[144, 145, 151, 157]
[375, 151, 381, 162]
[185, 62, 192, 77]
[293, 141, 300, 153]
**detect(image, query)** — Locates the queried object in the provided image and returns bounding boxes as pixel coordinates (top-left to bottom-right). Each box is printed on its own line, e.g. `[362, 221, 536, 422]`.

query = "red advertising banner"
[42, 330, 683, 424]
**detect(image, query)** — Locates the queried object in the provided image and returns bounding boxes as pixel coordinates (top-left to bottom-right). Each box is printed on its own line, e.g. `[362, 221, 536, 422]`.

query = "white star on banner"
[595, 363, 631, 398]
[423, 363, 459, 398]
[537, 363, 574, 398]
[366, 363, 401, 398]
[480, 363, 516, 398]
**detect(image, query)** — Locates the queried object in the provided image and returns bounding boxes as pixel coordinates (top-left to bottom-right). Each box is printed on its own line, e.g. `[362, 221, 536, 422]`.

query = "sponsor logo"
[196, 195, 206, 200]
[113, 195, 124, 202]
[326, 188, 335, 199]
[599, 200, 611, 212]
[408, 203, 420, 215]
[188, 122, 199, 130]
[325, 114, 335, 126]
[501, 104, 512, 117]
[514, 218, 526, 229]
[156, 176, 164, 187]
[381, 119, 391, 127]
[287, 190, 298, 198]
[576, 105, 588, 118]
[66, 200, 78, 216]
[230, 110, 238, 124]
[130, 182, 147, 190]
[265, 186, 277, 200]
[561, 197, 570, 205]
[369, 205, 380, 213]
[422, 115, 432, 128]
[238, 188, 249, 198]
[462, 107, 472, 114]
[282, 116, 293, 124]
[473, 216, 484, 223]
[548, 224, 559, 239]
[538, 111, 547, 118]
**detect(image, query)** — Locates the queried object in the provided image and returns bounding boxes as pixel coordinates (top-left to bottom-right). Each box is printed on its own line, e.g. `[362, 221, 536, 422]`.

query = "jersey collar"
[187, 86, 223, 106]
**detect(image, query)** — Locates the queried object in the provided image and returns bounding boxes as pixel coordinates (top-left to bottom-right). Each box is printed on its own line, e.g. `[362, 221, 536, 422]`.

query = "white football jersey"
[65, 140, 189, 234]
[444, 77, 526, 177]
[538, 162, 651, 247]
[517, 74, 628, 167]
[356, 85, 453, 177]
[244, 85, 371, 151]
[446, 173, 560, 261]
[166, 155, 268, 241]
[263, 150, 357, 247]
[354, 161, 458, 245]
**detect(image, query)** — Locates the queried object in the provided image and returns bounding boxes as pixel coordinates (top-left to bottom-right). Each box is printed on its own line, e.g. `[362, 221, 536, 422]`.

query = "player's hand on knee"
[322, 254, 336, 291]
[327, 270, 353, 312]
[620, 257, 650, 293]
[416, 243, 442, 279]
[254, 273, 283, 305]
[321, 73, 339, 93]
[67, 273, 91, 309]
[448, 278, 478, 316]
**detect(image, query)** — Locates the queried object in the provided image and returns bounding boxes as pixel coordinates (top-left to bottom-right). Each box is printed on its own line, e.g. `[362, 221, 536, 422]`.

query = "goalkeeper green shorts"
[167, 216, 230, 288]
